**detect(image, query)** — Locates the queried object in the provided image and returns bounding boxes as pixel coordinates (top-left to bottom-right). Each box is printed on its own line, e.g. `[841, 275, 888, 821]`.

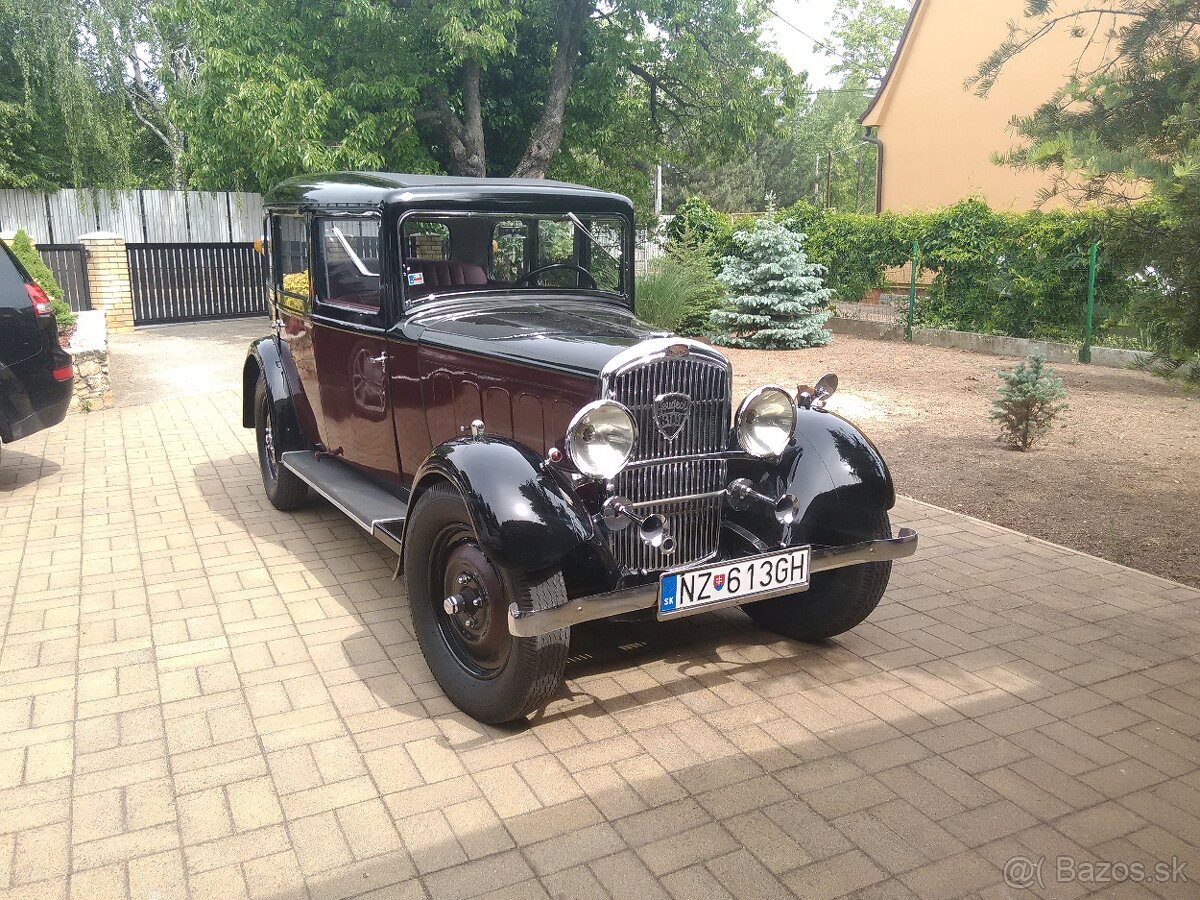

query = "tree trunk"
[512, 0, 588, 178]
[460, 60, 486, 177]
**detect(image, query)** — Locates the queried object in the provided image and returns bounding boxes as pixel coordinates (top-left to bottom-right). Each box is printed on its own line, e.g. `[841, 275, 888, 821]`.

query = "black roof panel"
[263, 172, 633, 217]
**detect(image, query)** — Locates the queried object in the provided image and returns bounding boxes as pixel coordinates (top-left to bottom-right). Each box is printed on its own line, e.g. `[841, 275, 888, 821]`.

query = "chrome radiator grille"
[606, 353, 732, 573]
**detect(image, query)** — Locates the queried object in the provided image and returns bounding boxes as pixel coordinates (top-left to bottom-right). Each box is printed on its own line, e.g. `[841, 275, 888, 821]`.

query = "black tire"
[254, 374, 310, 511]
[404, 482, 569, 724]
[741, 508, 893, 642]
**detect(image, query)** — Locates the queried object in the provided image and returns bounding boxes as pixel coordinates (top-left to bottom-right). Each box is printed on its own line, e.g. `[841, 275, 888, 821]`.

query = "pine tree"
[709, 214, 833, 349]
[989, 354, 1068, 451]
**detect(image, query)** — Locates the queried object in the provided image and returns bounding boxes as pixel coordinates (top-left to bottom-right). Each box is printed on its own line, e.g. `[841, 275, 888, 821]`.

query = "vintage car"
[243, 172, 917, 723]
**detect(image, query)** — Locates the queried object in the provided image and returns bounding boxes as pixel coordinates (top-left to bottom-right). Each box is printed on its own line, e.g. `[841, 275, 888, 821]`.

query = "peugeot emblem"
[653, 392, 691, 441]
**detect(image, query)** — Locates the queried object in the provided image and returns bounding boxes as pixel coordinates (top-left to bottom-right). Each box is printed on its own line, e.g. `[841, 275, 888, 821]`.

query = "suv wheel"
[404, 483, 569, 723]
[254, 374, 310, 511]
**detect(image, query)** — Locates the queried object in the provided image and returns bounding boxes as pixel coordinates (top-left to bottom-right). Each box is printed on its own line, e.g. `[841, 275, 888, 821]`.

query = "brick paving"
[1, 390, 1198, 900]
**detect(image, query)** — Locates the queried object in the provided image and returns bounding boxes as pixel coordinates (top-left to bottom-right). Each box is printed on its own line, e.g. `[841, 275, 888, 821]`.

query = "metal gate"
[127, 242, 266, 325]
[38, 244, 92, 312]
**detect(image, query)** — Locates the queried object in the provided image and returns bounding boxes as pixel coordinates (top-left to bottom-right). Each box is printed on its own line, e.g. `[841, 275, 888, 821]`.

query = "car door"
[309, 214, 401, 482]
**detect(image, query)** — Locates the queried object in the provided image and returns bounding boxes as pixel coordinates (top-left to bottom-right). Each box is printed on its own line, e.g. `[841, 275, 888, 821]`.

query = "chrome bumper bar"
[507, 528, 918, 638]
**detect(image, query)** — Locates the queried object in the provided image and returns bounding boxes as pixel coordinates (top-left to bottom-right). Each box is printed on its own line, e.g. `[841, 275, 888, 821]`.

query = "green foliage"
[768, 199, 1167, 346]
[635, 241, 726, 335]
[970, 0, 1200, 369]
[710, 213, 833, 349]
[9, 230, 61, 300]
[821, 0, 911, 87]
[666, 197, 734, 257]
[668, 0, 906, 212]
[8, 229, 75, 330]
[989, 354, 1068, 451]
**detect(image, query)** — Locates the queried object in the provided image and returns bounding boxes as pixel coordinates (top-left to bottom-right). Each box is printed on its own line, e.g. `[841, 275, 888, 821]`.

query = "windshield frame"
[397, 208, 634, 314]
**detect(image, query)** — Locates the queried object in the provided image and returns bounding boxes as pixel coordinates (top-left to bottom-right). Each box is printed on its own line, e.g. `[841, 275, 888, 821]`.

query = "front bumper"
[508, 527, 918, 637]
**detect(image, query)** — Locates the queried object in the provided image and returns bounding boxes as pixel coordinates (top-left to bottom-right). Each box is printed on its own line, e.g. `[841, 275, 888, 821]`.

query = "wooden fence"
[0, 189, 264, 245]
[127, 243, 266, 326]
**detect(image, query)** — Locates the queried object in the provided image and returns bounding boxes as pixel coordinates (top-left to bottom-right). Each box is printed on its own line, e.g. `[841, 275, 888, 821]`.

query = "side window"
[491, 220, 528, 283]
[316, 217, 381, 313]
[275, 215, 309, 299]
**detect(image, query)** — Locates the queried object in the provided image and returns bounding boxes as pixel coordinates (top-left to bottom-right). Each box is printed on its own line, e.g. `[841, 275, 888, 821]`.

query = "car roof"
[263, 172, 634, 217]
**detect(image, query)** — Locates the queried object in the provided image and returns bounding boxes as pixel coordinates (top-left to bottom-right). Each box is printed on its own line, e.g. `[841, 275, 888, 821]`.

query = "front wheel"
[403, 483, 569, 724]
[741, 508, 893, 642]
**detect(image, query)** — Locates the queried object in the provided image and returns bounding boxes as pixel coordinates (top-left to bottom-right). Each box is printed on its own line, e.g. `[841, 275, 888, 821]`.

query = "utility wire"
[769, 5, 885, 85]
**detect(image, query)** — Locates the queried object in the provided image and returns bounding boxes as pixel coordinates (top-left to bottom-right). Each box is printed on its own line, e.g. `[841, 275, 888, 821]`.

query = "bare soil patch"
[726, 335, 1200, 588]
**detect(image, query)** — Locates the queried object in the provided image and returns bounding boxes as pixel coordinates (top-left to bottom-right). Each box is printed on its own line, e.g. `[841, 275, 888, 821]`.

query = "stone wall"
[66, 311, 112, 411]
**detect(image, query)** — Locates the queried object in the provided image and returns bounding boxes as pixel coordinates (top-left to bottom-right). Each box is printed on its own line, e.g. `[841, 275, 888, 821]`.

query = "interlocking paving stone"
[1, 388, 1199, 899]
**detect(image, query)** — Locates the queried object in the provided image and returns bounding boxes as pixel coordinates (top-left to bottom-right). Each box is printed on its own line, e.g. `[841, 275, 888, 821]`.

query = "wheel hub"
[440, 540, 508, 672]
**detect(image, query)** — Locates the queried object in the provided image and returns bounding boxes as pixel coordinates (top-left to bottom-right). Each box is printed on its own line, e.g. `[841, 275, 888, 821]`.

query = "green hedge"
[671, 196, 1169, 345]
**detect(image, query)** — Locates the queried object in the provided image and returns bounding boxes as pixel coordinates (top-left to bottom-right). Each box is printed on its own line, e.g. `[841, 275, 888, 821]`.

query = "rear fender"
[242, 337, 306, 451]
[404, 436, 598, 573]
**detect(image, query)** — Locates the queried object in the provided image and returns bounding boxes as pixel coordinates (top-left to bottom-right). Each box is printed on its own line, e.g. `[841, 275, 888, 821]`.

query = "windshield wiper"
[566, 213, 622, 266]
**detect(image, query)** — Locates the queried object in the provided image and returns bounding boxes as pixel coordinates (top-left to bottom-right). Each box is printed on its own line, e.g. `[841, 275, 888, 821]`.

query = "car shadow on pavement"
[0, 446, 62, 490]
[194, 450, 842, 727]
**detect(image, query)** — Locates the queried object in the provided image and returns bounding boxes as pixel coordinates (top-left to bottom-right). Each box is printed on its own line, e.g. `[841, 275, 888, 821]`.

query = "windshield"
[401, 212, 628, 304]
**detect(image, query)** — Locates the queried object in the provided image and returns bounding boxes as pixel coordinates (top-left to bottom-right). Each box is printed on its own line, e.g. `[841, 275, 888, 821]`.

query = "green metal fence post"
[1079, 241, 1098, 363]
[906, 239, 918, 341]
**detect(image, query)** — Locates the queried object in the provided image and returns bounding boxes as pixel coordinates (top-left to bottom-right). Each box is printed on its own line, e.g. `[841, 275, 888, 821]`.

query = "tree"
[667, 0, 905, 211]
[990, 354, 1068, 451]
[820, 0, 910, 88]
[0, 0, 188, 189]
[710, 212, 833, 348]
[971, 0, 1200, 368]
[164, 0, 791, 196]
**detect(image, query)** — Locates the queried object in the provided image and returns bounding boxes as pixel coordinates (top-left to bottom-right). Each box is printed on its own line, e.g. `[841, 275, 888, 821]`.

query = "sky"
[764, 0, 911, 89]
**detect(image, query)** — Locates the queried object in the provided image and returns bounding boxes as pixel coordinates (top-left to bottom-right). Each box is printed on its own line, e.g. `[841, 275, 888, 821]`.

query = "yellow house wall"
[862, 0, 1126, 212]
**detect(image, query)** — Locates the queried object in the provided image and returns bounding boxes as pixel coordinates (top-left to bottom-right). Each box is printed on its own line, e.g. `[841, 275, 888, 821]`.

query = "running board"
[280, 451, 406, 554]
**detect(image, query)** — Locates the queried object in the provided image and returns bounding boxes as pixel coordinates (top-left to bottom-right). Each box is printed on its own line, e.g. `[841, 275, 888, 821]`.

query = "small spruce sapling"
[709, 212, 832, 349]
[989, 354, 1068, 451]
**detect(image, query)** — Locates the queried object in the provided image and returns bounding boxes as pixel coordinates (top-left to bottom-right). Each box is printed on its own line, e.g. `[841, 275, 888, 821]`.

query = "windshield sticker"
[407, 272, 425, 286]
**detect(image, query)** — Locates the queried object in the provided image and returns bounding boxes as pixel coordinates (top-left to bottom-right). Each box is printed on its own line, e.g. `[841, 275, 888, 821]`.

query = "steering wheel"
[513, 263, 597, 290]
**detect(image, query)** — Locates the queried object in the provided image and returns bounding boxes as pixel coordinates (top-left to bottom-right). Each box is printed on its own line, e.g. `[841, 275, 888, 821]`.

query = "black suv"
[0, 242, 73, 456]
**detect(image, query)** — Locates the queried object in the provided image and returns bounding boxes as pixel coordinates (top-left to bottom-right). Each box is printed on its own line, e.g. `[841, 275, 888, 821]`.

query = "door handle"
[367, 352, 387, 365]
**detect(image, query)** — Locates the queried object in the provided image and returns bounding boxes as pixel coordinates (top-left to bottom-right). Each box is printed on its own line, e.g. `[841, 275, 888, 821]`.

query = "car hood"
[408, 296, 671, 377]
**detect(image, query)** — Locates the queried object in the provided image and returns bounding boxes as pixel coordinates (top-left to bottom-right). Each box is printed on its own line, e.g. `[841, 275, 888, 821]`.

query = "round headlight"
[736, 386, 796, 457]
[565, 400, 637, 479]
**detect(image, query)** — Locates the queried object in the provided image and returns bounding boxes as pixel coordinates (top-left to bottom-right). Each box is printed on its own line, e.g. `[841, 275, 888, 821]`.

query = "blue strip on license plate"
[659, 547, 810, 618]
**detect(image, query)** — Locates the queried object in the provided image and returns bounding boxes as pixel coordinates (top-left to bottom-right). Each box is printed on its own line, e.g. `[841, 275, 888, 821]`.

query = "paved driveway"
[1, 387, 1198, 900]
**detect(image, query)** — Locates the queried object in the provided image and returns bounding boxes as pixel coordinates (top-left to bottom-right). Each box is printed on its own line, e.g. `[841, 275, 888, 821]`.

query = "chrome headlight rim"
[564, 399, 638, 480]
[735, 384, 797, 458]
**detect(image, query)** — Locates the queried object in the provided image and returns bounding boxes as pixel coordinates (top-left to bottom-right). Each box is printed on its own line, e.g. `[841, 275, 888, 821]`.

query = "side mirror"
[815, 372, 838, 400]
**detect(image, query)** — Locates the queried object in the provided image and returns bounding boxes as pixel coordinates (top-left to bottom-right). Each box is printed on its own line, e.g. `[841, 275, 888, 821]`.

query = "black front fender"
[406, 436, 597, 573]
[726, 407, 895, 549]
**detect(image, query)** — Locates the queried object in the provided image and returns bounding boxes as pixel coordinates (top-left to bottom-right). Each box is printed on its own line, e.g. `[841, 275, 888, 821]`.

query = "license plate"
[658, 546, 811, 619]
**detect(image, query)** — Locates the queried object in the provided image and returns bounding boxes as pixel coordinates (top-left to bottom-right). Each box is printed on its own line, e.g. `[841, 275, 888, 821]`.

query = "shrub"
[989, 354, 1068, 451]
[710, 214, 832, 349]
[666, 197, 734, 259]
[635, 242, 726, 336]
[8, 229, 76, 332]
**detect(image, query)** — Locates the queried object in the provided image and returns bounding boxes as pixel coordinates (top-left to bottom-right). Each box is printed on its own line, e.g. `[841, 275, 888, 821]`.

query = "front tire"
[254, 375, 310, 511]
[404, 483, 569, 724]
[742, 508, 893, 642]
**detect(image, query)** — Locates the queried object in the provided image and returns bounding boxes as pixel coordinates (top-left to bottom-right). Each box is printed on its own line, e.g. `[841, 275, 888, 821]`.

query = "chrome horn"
[727, 478, 801, 525]
[602, 496, 677, 554]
